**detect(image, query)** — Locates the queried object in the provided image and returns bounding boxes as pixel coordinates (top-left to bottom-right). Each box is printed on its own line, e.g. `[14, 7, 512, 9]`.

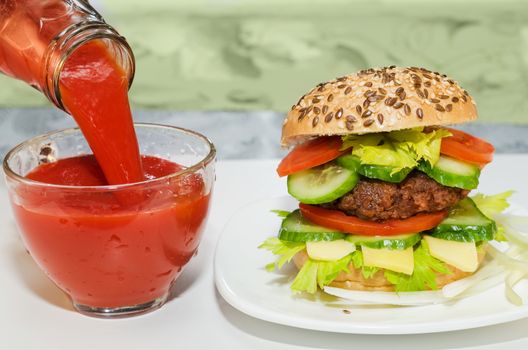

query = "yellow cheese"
[423, 235, 478, 272]
[362, 246, 414, 275]
[306, 240, 356, 261]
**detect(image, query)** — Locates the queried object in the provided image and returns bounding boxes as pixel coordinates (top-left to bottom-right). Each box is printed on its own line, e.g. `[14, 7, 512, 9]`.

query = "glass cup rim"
[2, 122, 216, 191]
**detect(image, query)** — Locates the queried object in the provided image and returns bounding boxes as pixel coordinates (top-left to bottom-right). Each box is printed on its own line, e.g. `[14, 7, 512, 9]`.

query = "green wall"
[1, 0, 527, 123]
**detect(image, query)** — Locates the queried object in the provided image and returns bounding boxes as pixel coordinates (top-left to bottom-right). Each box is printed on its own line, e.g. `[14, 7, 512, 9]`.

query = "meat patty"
[323, 172, 468, 221]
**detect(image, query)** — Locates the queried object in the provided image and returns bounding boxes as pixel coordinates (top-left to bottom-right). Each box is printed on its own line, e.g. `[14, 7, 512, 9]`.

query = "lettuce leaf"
[472, 191, 514, 242]
[472, 191, 513, 218]
[270, 209, 291, 218]
[384, 242, 451, 292]
[259, 237, 353, 293]
[350, 250, 379, 279]
[258, 237, 305, 272]
[341, 128, 451, 173]
[291, 254, 353, 293]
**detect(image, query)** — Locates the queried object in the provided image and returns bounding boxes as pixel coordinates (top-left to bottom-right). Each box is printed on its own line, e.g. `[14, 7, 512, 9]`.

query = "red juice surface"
[13, 155, 210, 308]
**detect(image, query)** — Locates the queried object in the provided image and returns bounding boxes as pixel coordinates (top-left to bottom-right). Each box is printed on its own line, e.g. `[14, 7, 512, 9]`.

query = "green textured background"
[1, 0, 527, 123]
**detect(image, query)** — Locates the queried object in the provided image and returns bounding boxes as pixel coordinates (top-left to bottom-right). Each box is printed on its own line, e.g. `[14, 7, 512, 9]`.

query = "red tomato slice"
[441, 128, 494, 166]
[299, 203, 448, 236]
[276, 136, 346, 177]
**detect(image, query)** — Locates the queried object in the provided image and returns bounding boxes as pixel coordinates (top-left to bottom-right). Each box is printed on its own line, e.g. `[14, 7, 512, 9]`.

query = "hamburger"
[260, 66, 499, 294]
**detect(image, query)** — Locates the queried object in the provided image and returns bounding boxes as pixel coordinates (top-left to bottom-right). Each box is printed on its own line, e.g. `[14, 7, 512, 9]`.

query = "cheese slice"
[423, 235, 478, 272]
[306, 240, 356, 261]
[362, 246, 414, 275]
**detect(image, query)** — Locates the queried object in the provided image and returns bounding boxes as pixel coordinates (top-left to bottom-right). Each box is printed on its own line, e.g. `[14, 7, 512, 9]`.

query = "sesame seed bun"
[281, 66, 477, 147]
[293, 247, 487, 292]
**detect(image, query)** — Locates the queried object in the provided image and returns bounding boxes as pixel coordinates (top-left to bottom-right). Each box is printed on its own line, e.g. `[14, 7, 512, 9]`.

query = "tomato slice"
[277, 136, 346, 177]
[441, 128, 494, 166]
[299, 203, 448, 236]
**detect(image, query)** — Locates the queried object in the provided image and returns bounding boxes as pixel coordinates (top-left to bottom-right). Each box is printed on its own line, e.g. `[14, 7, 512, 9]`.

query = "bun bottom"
[293, 246, 487, 292]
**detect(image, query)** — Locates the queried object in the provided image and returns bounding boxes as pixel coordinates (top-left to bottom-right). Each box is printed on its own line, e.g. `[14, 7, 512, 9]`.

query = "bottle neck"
[43, 21, 135, 111]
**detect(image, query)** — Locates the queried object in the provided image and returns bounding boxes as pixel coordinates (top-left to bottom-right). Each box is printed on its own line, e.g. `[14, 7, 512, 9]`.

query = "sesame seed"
[396, 87, 404, 95]
[377, 113, 384, 125]
[424, 89, 429, 98]
[337, 84, 346, 89]
[435, 104, 445, 112]
[363, 99, 370, 109]
[346, 115, 357, 122]
[365, 82, 373, 87]
[378, 87, 387, 95]
[461, 95, 468, 102]
[327, 94, 334, 102]
[312, 116, 319, 127]
[313, 107, 321, 115]
[439, 94, 449, 99]
[452, 97, 459, 103]
[362, 110, 372, 118]
[336, 108, 343, 119]
[312, 98, 321, 104]
[446, 104, 453, 112]
[344, 87, 352, 95]
[363, 119, 375, 127]
[404, 104, 411, 115]
[325, 112, 333, 123]
[393, 102, 403, 109]
[416, 108, 424, 119]
[346, 121, 354, 130]
[385, 97, 397, 106]
[322, 105, 329, 114]
[430, 98, 440, 103]
[356, 105, 362, 115]
[416, 89, 425, 98]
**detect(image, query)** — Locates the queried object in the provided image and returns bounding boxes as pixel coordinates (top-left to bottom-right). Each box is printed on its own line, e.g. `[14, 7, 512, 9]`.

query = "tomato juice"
[12, 155, 211, 308]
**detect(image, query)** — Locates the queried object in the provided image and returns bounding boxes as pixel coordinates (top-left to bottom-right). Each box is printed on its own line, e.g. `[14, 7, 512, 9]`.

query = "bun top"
[281, 66, 477, 147]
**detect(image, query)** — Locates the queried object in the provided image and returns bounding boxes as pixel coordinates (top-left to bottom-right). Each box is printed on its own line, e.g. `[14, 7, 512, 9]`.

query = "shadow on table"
[215, 289, 528, 349]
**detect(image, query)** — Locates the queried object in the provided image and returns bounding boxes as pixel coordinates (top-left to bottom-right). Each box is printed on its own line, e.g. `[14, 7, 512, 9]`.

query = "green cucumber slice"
[427, 198, 497, 242]
[287, 163, 358, 204]
[418, 156, 480, 190]
[278, 210, 345, 242]
[345, 233, 421, 250]
[336, 154, 411, 183]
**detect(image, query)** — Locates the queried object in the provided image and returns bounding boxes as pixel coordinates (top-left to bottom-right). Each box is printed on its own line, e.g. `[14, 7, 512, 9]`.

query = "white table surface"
[1, 156, 528, 350]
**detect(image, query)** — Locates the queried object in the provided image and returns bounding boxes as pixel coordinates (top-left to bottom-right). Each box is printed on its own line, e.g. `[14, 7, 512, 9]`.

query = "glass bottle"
[0, 0, 135, 110]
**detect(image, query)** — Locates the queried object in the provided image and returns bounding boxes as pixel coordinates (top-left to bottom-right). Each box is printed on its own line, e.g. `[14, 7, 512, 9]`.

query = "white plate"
[214, 196, 528, 334]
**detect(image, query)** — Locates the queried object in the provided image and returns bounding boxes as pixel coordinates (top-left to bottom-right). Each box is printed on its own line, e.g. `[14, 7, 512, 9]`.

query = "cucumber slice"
[337, 154, 411, 183]
[418, 156, 480, 190]
[345, 233, 421, 250]
[278, 210, 345, 242]
[287, 163, 358, 204]
[427, 198, 497, 242]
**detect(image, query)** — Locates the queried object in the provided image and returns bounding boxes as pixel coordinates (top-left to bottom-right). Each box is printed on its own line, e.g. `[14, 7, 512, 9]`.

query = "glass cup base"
[73, 293, 168, 318]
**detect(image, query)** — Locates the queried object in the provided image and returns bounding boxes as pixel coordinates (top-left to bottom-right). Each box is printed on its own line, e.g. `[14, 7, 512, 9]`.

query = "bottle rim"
[43, 21, 136, 111]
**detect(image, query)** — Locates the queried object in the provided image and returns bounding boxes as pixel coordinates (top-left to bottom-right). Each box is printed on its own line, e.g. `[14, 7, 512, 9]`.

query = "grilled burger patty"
[322, 171, 468, 221]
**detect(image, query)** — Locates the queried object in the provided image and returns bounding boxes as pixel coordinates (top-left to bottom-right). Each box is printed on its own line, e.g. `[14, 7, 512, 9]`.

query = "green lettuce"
[259, 237, 353, 293]
[341, 128, 451, 173]
[472, 191, 514, 242]
[290, 254, 353, 293]
[270, 209, 290, 218]
[384, 242, 451, 292]
[258, 237, 305, 272]
[472, 191, 513, 218]
[350, 250, 379, 279]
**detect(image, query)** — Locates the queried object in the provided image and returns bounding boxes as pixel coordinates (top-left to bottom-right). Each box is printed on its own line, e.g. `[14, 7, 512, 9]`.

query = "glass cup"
[3, 124, 215, 317]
